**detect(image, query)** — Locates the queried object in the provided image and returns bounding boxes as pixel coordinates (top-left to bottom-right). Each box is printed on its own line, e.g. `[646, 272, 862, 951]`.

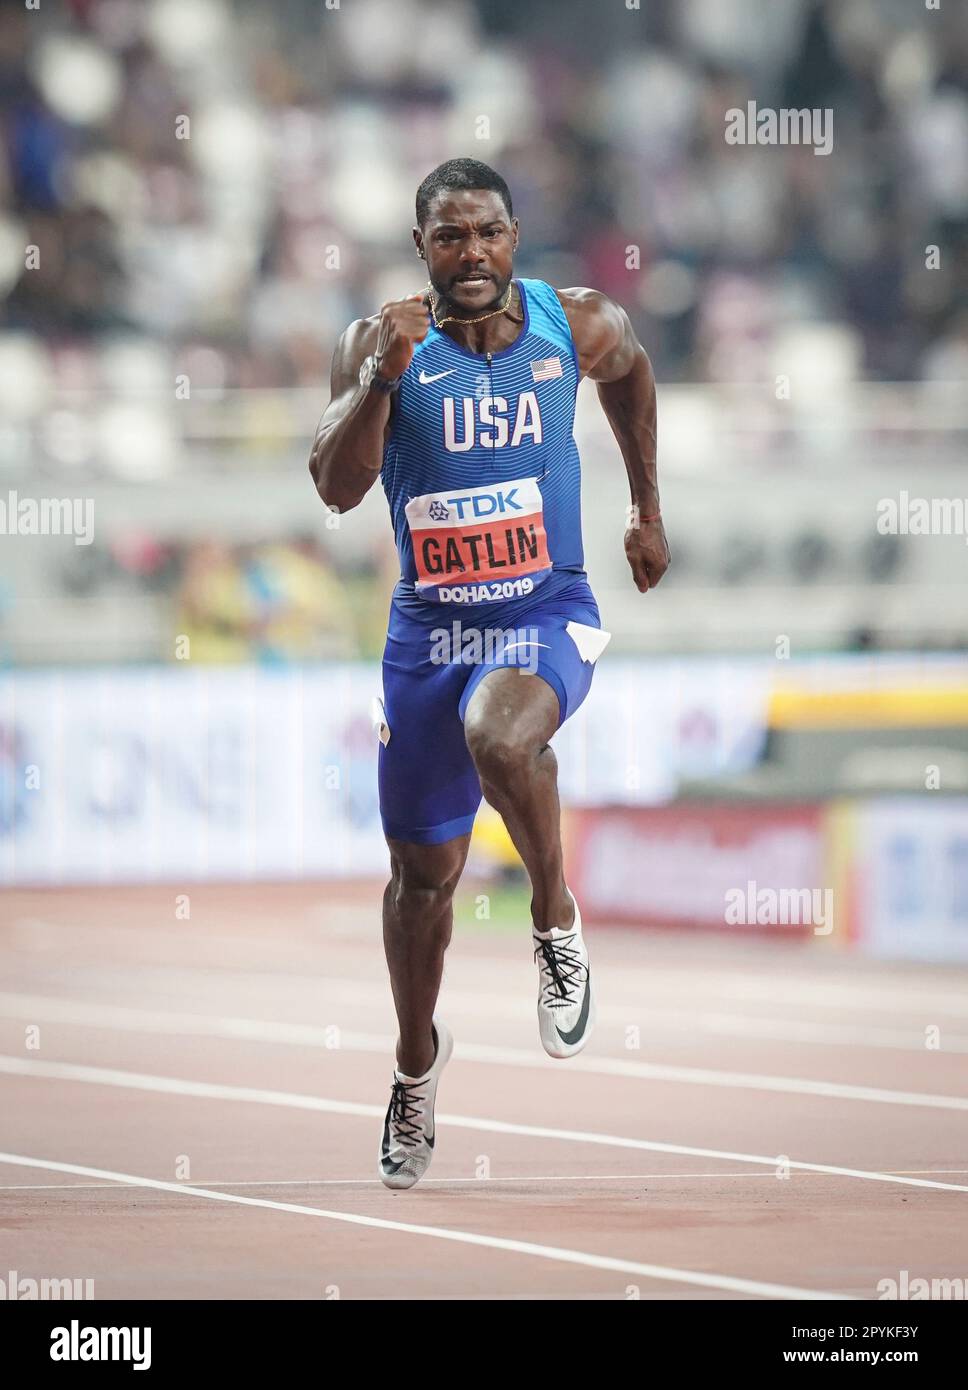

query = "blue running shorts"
[377, 571, 609, 845]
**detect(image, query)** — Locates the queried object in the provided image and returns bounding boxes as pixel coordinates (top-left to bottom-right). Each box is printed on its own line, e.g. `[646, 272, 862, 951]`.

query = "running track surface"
[1, 883, 966, 1301]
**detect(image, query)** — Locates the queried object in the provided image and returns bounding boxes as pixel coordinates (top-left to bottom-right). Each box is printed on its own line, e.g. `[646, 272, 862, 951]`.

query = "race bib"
[405, 477, 553, 604]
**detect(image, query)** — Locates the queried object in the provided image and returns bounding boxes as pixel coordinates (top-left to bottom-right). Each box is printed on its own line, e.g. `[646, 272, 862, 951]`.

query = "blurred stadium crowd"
[4, 0, 967, 384]
[0, 0, 966, 663]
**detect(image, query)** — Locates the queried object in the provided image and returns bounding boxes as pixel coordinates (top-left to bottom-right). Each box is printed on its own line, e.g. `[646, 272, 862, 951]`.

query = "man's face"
[414, 189, 519, 314]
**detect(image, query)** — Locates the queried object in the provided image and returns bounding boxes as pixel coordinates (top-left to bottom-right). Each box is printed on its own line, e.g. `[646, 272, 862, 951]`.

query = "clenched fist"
[374, 292, 432, 379]
[624, 512, 670, 593]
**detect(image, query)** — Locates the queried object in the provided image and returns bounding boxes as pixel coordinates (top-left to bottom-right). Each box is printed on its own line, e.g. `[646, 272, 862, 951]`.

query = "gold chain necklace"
[427, 280, 514, 329]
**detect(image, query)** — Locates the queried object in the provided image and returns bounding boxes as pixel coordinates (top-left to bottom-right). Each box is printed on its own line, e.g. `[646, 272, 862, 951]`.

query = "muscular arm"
[308, 316, 389, 515]
[309, 291, 431, 514]
[557, 287, 670, 592]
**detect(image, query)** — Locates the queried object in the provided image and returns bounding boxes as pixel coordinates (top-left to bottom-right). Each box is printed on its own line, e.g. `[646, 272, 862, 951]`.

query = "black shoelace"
[534, 932, 588, 1009]
[387, 1079, 426, 1148]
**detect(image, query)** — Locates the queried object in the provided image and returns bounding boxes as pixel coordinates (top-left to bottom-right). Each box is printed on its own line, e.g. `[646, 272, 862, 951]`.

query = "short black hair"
[415, 158, 513, 226]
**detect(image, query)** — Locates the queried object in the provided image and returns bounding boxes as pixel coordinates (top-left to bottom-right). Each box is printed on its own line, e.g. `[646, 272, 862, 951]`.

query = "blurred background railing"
[2, 381, 966, 664]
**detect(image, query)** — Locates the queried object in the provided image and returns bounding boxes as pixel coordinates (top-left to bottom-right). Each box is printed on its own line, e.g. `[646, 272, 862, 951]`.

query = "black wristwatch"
[359, 355, 402, 394]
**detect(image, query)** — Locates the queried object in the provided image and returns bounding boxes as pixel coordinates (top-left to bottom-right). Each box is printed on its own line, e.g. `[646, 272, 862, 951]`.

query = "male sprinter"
[310, 159, 669, 1189]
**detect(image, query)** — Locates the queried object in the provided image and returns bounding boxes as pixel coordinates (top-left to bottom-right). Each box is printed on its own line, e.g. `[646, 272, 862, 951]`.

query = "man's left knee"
[464, 714, 538, 788]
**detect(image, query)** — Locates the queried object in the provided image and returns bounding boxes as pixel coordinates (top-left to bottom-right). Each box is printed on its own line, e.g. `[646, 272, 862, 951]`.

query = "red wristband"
[641, 510, 661, 522]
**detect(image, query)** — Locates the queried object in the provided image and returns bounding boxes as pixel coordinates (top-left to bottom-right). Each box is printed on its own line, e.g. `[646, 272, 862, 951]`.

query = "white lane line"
[10, 928, 968, 1019]
[0, 1150, 852, 1302]
[321, 973, 968, 1033]
[617, 972, 968, 1020]
[480, 957, 968, 1018]
[4, 984, 966, 1056]
[2, 1169, 967, 1193]
[0, 1183, 122, 1190]
[630, 1010, 968, 1054]
[2, 994, 965, 1112]
[2, 1175, 778, 1192]
[2, 1054, 967, 1196]
[272, 976, 968, 1049]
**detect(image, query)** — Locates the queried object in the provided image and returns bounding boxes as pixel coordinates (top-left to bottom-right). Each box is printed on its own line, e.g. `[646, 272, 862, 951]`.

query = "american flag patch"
[530, 356, 562, 382]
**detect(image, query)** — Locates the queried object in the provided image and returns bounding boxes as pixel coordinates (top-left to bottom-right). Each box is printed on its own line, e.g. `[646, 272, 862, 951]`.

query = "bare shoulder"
[553, 285, 622, 330]
[553, 286, 637, 381]
[554, 285, 615, 311]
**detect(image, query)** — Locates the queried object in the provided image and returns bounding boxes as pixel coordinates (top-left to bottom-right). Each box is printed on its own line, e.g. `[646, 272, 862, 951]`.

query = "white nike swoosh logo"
[418, 368, 456, 384]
